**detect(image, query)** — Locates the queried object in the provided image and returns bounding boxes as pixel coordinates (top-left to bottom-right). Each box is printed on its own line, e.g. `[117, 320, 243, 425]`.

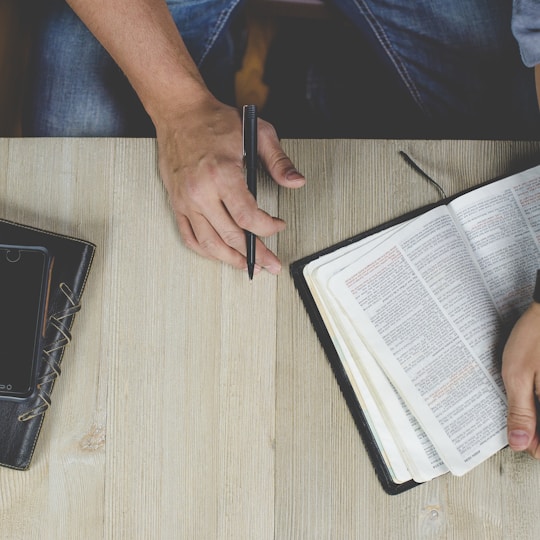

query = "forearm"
[65, 0, 211, 123]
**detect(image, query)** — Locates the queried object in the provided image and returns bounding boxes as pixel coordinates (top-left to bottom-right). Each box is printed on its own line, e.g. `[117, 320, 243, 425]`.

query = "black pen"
[242, 104, 257, 280]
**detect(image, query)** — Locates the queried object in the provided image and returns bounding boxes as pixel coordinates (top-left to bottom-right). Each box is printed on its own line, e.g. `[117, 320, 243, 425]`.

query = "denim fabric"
[324, 0, 540, 138]
[25, 0, 540, 139]
[24, 0, 243, 136]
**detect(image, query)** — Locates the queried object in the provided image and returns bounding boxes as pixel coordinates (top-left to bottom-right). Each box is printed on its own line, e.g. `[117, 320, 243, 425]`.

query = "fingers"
[222, 185, 286, 238]
[176, 211, 282, 275]
[174, 176, 284, 275]
[173, 123, 299, 273]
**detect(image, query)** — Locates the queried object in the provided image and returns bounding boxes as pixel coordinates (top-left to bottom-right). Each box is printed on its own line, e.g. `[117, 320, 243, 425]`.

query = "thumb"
[257, 119, 306, 188]
[506, 385, 536, 451]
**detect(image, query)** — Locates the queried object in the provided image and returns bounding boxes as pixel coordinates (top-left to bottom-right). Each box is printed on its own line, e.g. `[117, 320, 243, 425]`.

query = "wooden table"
[1, 138, 540, 539]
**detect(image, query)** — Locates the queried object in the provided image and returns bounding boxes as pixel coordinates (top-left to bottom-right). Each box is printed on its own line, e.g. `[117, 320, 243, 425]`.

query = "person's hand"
[154, 95, 306, 275]
[64, 0, 304, 274]
[502, 301, 540, 458]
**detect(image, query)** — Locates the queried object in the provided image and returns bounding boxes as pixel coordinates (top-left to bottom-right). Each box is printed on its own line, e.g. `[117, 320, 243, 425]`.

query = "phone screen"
[0, 246, 51, 399]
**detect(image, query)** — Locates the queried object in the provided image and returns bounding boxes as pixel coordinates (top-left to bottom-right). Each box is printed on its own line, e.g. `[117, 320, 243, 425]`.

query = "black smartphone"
[0, 245, 53, 400]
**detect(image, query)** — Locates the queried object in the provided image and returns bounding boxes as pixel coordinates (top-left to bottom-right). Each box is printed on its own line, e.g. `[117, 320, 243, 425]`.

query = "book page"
[449, 166, 540, 324]
[328, 206, 507, 475]
[306, 226, 448, 482]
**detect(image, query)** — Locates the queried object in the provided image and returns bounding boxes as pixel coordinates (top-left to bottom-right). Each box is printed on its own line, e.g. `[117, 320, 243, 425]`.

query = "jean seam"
[352, 0, 431, 118]
[198, 0, 242, 66]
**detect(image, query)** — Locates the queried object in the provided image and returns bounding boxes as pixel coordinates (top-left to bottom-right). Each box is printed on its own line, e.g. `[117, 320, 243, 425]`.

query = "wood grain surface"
[1, 138, 540, 539]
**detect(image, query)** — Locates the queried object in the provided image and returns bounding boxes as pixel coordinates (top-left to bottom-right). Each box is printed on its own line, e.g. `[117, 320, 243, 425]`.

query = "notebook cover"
[0, 218, 95, 470]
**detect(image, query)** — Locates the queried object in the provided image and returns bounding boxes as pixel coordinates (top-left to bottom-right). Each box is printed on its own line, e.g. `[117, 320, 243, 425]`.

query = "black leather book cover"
[0, 218, 95, 470]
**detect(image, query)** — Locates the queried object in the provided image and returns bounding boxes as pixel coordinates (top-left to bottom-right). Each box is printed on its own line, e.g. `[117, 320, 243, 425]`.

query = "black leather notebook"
[0, 218, 95, 470]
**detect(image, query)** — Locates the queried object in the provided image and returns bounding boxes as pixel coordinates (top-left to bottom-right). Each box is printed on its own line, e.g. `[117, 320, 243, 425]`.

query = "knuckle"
[507, 406, 536, 425]
[181, 233, 199, 251]
[221, 229, 245, 247]
[269, 150, 295, 177]
[258, 120, 294, 171]
[180, 170, 219, 207]
[184, 180, 206, 206]
[235, 209, 253, 230]
[198, 237, 219, 254]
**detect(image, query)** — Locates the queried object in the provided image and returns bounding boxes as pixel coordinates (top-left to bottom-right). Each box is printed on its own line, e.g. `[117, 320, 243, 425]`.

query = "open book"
[291, 163, 540, 494]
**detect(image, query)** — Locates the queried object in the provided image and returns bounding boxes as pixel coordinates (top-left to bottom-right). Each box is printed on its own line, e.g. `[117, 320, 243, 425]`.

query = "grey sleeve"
[512, 0, 540, 67]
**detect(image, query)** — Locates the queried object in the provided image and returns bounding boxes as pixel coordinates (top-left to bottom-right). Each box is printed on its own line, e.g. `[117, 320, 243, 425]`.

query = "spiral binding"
[18, 283, 81, 422]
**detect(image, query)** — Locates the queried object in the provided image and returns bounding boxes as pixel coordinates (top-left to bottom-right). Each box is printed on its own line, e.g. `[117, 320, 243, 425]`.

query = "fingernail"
[509, 430, 530, 450]
[286, 169, 304, 181]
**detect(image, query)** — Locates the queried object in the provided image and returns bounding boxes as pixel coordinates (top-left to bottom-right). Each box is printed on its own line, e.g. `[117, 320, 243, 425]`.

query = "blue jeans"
[25, 0, 540, 138]
[324, 0, 540, 138]
[24, 0, 244, 136]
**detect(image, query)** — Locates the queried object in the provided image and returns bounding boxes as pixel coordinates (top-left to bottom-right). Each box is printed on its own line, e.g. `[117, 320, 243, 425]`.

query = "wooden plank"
[0, 138, 278, 539]
[0, 138, 113, 538]
[2, 139, 540, 538]
[276, 139, 540, 539]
